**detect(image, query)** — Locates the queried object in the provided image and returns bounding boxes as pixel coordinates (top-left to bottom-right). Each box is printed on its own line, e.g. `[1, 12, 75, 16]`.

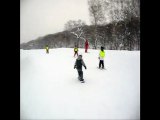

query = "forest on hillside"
[21, 0, 140, 50]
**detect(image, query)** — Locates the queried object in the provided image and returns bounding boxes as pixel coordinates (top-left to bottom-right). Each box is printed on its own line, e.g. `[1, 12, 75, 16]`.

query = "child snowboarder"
[85, 39, 89, 53]
[74, 54, 87, 83]
[45, 45, 49, 54]
[98, 46, 105, 69]
[74, 45, 78, 57]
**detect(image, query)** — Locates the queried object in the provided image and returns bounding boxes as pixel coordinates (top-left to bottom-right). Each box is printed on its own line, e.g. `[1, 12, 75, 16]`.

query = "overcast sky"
[20, 0, 91, 43]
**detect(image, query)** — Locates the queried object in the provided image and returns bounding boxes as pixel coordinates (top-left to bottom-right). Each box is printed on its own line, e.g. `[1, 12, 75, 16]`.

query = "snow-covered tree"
[64, 19, 86, 47]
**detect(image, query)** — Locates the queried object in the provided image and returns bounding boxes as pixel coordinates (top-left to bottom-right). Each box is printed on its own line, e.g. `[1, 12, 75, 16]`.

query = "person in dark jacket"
[74, 54, 87, 82]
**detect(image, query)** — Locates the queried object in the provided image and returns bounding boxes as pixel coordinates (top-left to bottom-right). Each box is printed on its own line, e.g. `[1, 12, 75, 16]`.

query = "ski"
[97, 67, 106, 70]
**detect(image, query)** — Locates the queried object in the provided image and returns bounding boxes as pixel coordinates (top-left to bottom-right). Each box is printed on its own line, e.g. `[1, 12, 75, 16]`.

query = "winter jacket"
[74, 47, 78, 52]
[74, 56, 86, 71]
[45, 47, 49, 50]
[99, 50, 105, 60]
[85, 40, 89, 49]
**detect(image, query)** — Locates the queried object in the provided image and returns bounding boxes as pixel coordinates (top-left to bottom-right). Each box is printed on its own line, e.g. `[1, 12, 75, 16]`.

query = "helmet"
[101, 46, 104, 51]
[78, 53, 82, 57]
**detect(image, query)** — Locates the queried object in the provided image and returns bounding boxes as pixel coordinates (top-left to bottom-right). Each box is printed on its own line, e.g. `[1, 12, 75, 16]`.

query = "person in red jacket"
[85, 39, 89, 53]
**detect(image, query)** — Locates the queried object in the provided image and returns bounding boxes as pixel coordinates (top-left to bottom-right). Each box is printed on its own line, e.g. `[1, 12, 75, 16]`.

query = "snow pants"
[85, 49, 88, 53]
[85, 46, 88, 53]
[46, 49, 49, 54]
[77, 70, 83, 80]
[74, 51, 78, 57]
[99, 60, 104, 69]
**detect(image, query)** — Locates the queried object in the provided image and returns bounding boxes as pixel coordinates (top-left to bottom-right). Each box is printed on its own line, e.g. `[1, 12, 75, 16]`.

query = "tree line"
[64, 0, 140, 50]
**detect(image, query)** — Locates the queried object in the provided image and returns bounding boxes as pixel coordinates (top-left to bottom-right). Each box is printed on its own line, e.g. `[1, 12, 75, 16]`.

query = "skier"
[45, 45, 49, 54]
[98, 46, 105, 69]
[74, 54, 87, 83]
[85, 39, 89, 53]
[74, 45, 78, 57]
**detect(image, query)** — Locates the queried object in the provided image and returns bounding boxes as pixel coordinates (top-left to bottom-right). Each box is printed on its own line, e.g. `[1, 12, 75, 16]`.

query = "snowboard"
[78, 77, 85, 83]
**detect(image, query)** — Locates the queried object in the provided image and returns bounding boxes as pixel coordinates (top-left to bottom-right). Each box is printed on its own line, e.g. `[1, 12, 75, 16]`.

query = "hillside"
[20, 18, 140, 50]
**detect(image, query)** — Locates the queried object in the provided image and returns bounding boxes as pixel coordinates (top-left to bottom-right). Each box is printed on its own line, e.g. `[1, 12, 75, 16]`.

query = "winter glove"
[84, 66, 87, 69]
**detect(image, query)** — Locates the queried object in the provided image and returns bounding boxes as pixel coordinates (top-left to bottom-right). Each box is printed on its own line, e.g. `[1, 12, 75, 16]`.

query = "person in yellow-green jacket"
[74, 45, 78, 57]
[98, 46, 105, 69]
[45, 45, 49, 54]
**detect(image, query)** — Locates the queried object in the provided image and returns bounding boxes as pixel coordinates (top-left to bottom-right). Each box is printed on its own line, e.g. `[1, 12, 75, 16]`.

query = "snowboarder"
[74, 54, 87, 83]
[98, 46, 105, 69]
[74, 45, 78, 57]
[85, 39, 89, 53]
[45, 45, 49, 54]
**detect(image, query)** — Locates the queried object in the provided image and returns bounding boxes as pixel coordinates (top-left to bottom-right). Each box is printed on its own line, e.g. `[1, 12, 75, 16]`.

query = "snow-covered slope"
[20, 48, 140, 119]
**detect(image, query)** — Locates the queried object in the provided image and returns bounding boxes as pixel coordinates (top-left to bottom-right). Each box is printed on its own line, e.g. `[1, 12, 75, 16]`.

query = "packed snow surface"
[20, 48, 140, 119]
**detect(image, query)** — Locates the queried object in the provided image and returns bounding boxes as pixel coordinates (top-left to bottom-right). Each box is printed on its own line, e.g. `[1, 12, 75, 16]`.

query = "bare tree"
[102, 0, 140, 50]
[64, 19, 86, 47]
[88, 0, 105, 49]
